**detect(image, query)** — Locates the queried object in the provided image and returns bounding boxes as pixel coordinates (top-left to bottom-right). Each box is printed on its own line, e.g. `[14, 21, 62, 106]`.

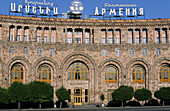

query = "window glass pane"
[109, 38, 113, 44]
[24, 36, 27, 42]
[51, 37, 54, 43]
[85, 38, 89, 44]
[102, 38, 106, 44]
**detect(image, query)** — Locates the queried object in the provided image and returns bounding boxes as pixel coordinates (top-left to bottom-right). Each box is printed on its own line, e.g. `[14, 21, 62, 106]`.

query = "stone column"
[65, 28, 67, 43]
[72, 28, 75, 43]
[48, 27, 51, 43]
[148, 28, 154, 43]
[82, 28, 85, 43]
[132, 28, 134, 44]
[21, 26, 24, 41]
[94, 28, 100, 44]
[41, 27, 44, 43]
[120, 28, 126, 44]
[113, 29, 116, 44]
[160, 28, 162, 43]
[14, 26, 17, 41]
[167, 28, 170, 43]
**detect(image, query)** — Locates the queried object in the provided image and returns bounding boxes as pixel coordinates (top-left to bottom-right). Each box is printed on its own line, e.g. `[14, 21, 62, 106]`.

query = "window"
[67, 38, 72, 43]
[10, 46, 14, 54]
[136, 37, 140, 44]
[85, 89, 88, 103]
[85, 32, 89, 35]
[143, 37, 147, 43]
[68, 89, 71, 102]
[132, 66, 145, 83]
[75, 31, 81, 35]
[63, 38, 65, 43]
[156, 37, 160, 43]
[24, 47, 27, 54]
[116, 49, 120, 56]
[68, 62, 88, 80]
[105, 66, 118, 83]
[156, 48, 161, 55]
[102, 49, 107, 56]
[160, 65, 170, 82]
[37, 47, 41, 55]
[17, 35, 20, 41]
[163, 37, 167, 43]
[129, 49, 134, 56]
[24, 36, 27, 42]
[75, 38, 81, 43]
[129, 38, 133, 44]
[107, 89, 114, 101]
[109, 38, 113, 44]
[102, 38, 106, 44]
[37, 36, 40, 42]
[51, 37, 54, 43]
[39, 65, 51, 83]
[85, 38, 89, 44]
[116, 38, 120, 44]
[67, 31, 72, 34]
[44, 36, 47, 43]
[11, 65, 23, 83]
[51, 48, 55, 55]
[143, 48, 147, 56]
[9, 35, 13, 41]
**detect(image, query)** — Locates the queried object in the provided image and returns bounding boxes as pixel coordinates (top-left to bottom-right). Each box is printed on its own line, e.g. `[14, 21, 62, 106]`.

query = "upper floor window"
[132, 66, 145, 83]
[85, 38, 89, 44]
[75, 31, 81, 35]
[156, 48, 161, 55]
[67, 31, 72, 34]
[10, 46, 14, 54]
[136, 38, 140, 44]
[44, 36, 47, 43]
[116, 49, 120, 56]
[105, 66, 118, 83]
[163, 37, 167, 43]
[16, 35, 20, 41]
[39, 65, 51, 83]
[156, 37, 160, 43]
[115, 38, 120, 44]
[129, 38, 133, 44]
[160, 65, 170, 82]
[68, 62, 88, 80]
[24, 47, 27, 54]
[51, 48, 55, 55]
[37, 47, 41, 55]
[85, 32, 89, 35]
[9, 35, 13, 41]
[24, 36, 27, 42]
[51, 37, 54, 43]
[102, 49, 107, 56]
[109, 38, 113, 44]
[11, 65, 23, 83]
[143, 37, 147, 43]
[75, 38, 81, 43]
[129, 49, 134, 56]
[143, 48, 147, 56]
[67, 38, 72, 43]
[37, 36, 40, 42]
[102, 38, 106, 44]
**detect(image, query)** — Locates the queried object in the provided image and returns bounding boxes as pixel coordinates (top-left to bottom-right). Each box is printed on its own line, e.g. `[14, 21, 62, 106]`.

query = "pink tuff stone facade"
[0, 15, 169, 104]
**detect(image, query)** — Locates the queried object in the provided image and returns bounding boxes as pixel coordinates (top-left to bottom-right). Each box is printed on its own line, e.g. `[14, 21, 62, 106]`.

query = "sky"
[0, 0, 170, 19]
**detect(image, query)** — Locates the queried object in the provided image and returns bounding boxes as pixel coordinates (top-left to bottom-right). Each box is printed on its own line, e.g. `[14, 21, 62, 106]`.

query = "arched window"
[116, 49, 120, 56]
[37, 47, 41, 55]
[39, 65, 51, 83]
[68, 62, 88, 80]
[132, 66, 145, 83]
[143, 48, 147, 56]
[102, 49, 107, 56]
[10, 46, 14, 54]
[11, 65, 23, 83]
[160, 65, 170, 82]
[129, 49, 134, 56]
[105, 66, 118, 83]
[24, 47, 27, 54]
[156, 48, 161, 55]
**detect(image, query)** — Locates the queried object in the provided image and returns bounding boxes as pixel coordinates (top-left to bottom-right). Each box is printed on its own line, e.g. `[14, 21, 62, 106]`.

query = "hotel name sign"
[95, 3, 144, 16]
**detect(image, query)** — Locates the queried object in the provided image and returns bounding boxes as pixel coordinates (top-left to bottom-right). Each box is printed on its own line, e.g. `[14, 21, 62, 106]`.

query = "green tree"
[0, 87, 9, 104]
[8, 82, 28, 109]
[100, 94, 105, 102]
[28, 81, 53, 108]
[154, 87, 170, 106]
[112, 86, 134, 107]
[55, 86, 70, 108]
[134, 88, 152, 106]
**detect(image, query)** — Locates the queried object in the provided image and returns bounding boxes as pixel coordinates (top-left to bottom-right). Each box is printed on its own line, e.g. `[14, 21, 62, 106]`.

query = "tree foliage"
[0, 87, 9, 104]
[134, 88, 152, 102]
[154, 87, 170, 101]
[27, 81, 53, 103]
[8, 82, 28, 103]
[100, 94, 105, 102]
[112, 86, 134, 102]
[55, 86, 70, 101]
